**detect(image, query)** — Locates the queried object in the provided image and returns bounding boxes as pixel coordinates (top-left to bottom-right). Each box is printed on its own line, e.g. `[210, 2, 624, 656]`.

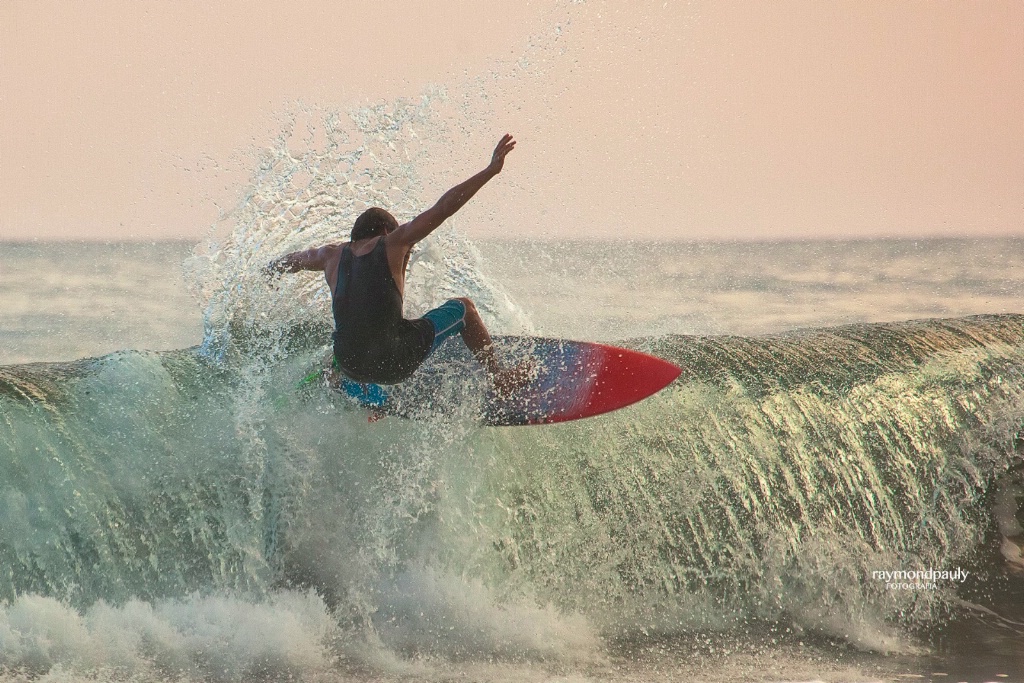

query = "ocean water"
[2, 102, 1024, 682]
[2, 236, 1024, 683]
[7, 237, 1024, 363]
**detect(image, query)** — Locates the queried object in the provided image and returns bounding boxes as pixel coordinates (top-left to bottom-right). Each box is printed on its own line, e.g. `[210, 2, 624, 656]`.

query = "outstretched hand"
[488, 134, 516, 173]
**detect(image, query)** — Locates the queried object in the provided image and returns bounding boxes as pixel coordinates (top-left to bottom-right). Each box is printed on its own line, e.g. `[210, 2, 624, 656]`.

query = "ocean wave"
[2, 315, 1023, 672]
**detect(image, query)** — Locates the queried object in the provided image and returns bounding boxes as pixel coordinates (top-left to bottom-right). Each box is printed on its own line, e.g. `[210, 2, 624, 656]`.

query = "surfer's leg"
[421, 297, 499, 370]
[423, 298, 533, 392]
[453, 297, 535, 393]
[450, 297, 501, 374]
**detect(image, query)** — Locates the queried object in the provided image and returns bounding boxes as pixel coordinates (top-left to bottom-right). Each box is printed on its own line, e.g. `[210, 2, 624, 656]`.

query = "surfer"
[270, 134, 528, 392]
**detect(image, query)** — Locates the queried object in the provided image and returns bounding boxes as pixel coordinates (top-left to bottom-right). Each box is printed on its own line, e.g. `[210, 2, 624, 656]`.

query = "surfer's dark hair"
[351, 207, 398, 241]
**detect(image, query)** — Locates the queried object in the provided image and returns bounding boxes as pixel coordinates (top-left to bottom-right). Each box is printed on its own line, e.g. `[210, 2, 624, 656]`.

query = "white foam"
[0, 591, 339, 681]
[371, 566, 599, 662]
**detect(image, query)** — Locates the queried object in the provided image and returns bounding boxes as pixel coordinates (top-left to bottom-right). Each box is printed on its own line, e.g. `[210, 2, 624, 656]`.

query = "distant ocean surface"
[5, 237, 1024, 363]
[2, 236, 1024, 683]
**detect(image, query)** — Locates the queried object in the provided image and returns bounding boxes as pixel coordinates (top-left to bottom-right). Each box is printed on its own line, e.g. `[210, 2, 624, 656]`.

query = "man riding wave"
[270, 134, 528, 392]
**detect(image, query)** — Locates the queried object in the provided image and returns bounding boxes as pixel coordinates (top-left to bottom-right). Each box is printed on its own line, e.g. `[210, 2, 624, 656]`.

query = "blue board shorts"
[421, 298, 468, 353]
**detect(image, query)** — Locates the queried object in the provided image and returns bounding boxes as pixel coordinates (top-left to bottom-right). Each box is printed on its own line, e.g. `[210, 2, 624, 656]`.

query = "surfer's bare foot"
[491, 359, 537, 396]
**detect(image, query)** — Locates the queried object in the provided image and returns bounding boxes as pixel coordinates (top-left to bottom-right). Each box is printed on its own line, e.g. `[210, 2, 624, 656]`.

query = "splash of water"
[183, 95, 532, 369]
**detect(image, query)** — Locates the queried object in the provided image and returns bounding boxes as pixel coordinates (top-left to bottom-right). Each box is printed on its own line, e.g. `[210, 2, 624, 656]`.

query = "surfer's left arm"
[268, 246, 331, 274]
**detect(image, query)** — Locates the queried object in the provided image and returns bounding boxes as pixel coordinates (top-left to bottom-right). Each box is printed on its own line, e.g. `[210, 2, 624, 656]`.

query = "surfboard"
[331, 335, 682, 426]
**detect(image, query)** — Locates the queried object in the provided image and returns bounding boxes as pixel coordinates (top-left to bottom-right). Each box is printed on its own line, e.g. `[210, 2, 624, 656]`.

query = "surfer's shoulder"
[316, 242, 347, 268]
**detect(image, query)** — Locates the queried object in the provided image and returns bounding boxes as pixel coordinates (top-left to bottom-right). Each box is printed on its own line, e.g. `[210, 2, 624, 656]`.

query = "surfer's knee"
[454, 297, 478, 317]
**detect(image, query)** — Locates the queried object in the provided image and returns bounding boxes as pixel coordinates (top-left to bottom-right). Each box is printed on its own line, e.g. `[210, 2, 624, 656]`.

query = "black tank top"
[332, 237, 434, 384]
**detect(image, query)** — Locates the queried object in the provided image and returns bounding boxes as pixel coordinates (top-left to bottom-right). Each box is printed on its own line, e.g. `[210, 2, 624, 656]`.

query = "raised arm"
[389, 134, 516, 248]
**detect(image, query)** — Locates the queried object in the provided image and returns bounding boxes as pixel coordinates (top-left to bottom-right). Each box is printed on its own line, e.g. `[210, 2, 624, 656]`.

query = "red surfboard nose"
[573, 344, 682, 421]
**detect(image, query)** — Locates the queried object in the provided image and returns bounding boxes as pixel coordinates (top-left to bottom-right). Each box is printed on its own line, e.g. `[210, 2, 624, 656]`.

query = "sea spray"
[183, 96, 532, 369]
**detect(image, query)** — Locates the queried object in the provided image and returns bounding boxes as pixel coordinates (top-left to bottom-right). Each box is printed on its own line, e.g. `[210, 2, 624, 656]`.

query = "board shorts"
[421, 298, 468, 353]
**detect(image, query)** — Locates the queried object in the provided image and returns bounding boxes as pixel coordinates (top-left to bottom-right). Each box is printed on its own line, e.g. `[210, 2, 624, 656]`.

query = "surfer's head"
[351, 207, 399, 241]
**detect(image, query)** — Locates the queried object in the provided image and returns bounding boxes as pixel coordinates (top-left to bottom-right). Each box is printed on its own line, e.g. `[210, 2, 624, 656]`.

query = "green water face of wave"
[0, 315, 1022, 651]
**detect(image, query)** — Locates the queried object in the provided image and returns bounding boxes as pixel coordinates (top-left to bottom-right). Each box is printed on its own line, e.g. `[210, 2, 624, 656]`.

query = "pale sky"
[1, 1, 1022, 241]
